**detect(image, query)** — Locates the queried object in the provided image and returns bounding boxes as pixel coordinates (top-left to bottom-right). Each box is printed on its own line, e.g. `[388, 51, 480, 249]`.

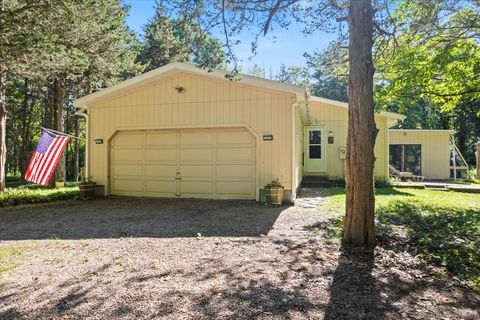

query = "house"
[73, 63, 404, 201]
[389, 129, 468, 180]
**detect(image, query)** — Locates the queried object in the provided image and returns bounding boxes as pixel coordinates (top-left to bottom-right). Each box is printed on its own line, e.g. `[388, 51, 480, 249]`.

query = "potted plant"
[55, 178, 64, 189]
[264, 179, 284, 206]
[78, 169, 96, 199]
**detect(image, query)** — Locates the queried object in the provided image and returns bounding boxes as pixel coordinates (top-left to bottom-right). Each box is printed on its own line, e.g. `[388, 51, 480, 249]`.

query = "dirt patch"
[0, 189, 478, 319]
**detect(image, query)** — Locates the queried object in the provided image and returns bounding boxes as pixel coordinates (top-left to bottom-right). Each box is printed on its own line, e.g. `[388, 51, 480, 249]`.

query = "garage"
[110, 127, 256, 199]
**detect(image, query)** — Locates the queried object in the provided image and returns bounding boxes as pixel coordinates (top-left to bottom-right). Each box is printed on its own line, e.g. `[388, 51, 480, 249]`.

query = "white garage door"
[110, 128, 256, 199]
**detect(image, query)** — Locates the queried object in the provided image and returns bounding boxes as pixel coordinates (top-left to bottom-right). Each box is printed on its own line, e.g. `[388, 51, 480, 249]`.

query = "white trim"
[303, 126, 327, 174]
[73, 62, 305, 108]
[291, 103, 298, 200]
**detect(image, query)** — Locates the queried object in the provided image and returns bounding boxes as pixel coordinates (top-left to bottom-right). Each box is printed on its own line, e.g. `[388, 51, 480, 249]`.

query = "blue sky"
[122, 0, 338, 72]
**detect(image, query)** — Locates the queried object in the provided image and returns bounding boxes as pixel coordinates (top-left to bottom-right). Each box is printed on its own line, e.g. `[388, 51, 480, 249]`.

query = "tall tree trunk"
[73, 116, 79, 181]
[19, 78, 31, 180]
[343, 0, 377, 248]
[51, 78, 66, 186]
[0, 71, 7, 191]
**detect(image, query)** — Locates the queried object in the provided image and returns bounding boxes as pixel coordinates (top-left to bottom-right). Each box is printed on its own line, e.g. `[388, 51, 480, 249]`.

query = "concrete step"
[301, 176, 330, 188]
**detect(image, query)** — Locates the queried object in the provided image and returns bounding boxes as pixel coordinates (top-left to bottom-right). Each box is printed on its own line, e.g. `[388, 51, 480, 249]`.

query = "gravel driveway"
[0, 189, 478, 319]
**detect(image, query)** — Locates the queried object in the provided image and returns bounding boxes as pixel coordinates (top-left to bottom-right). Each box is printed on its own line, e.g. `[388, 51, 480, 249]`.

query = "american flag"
[25, 130, 70, 186]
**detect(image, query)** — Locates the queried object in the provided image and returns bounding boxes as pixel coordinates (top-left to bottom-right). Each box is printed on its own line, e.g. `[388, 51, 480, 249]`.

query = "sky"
[122, 0, 338, 72]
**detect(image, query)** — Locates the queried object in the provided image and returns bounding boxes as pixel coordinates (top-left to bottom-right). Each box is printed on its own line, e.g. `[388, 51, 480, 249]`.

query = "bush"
[0, 187, 80, 207]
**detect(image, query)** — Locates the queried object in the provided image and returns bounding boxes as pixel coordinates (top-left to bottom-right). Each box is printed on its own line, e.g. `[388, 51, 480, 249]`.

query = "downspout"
[75, 106, 89, 179]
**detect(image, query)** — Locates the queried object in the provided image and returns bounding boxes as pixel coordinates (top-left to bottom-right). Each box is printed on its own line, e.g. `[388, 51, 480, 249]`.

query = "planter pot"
[79, 183, 96, 199]
[265, 186, 284, 205]
[55, 181, 64, 189]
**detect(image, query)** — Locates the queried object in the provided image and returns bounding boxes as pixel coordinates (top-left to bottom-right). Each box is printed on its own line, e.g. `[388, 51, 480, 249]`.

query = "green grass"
[0, 186, 80, 208]
[318, 187, 480, 292]
[0, 246, 23, 278]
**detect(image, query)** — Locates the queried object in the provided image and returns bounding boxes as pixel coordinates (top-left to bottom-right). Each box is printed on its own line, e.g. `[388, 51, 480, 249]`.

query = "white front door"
[304, 126, 326, 173]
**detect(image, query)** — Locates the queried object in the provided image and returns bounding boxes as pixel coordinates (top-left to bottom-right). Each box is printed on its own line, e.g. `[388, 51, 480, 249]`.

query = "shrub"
[0, 187, 80, 208]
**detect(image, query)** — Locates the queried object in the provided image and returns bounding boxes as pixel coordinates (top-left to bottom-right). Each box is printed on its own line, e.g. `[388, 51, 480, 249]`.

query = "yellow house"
[388, 129, 457, 180]
[73, 63, 404, 201]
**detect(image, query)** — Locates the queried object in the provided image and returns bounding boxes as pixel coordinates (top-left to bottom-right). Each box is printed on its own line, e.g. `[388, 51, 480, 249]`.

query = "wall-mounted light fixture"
[263, 134, 273, 141]
[175, 86, 185, 93]
[328, 131, 334, 144]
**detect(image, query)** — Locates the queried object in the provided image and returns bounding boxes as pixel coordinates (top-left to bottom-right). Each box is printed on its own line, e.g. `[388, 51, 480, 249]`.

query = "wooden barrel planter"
[79, 182, 96, 199]
[265, 186, 284, 206]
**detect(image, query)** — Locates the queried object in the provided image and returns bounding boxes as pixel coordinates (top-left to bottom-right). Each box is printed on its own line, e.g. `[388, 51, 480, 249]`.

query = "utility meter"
[339, 146, 347, 159]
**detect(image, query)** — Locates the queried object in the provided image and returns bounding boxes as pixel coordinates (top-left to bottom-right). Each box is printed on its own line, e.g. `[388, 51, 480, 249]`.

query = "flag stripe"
[35, 138, 64, 184]
[25, 131, 70, 186]
[39, 137, 68, 185]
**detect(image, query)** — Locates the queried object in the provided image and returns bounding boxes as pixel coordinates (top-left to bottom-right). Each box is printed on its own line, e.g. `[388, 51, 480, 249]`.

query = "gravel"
[0, 189, 478, 319]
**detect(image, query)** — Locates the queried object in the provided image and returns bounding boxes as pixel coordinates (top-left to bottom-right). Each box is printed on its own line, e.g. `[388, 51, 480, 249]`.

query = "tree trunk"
[52, 78, 66, 186]
[0, 72, 7, 191]
[19, 78, 31, 180]
[73, 116, 79, 181]
[343, 0, 377, 248]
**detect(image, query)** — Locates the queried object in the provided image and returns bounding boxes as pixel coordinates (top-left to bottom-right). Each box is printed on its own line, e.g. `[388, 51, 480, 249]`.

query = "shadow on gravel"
[0, 197, 289, 240]
[324, 247, 384, 319]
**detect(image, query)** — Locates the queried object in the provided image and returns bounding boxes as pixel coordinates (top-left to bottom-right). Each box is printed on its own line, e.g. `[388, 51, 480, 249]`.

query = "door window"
[309, 130, 322, 159]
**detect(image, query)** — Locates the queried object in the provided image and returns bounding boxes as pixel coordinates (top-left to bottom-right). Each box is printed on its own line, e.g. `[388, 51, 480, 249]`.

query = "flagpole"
[41, 127, 86, 141]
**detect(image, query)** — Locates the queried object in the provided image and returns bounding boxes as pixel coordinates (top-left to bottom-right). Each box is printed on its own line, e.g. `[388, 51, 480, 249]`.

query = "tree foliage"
[139, 5, 227, 71]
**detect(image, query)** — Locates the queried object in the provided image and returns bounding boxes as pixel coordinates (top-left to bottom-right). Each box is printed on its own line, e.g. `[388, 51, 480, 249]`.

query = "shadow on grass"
[377, 200, 480, 291]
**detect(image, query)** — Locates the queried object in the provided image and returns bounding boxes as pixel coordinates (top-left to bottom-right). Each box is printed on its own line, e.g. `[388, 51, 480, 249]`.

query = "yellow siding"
[87, 72, 296, 197]
[307, 101, 389, 179]
[389, 130, 451, 179]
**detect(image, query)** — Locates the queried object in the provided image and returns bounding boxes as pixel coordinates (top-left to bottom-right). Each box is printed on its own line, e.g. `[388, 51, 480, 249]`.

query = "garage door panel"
[180, 148, 213, 162]
[180, 181, 214, 194]
[112, 179, 144, 193]
[146, 131, 177, 145]
[180, 131, 214, 145]
[146, 148, 177, 161]
[145, 181, 177, 193]
[216, 148, 253, 161]
[113, 164, 143, 177]
[180, 165, 214, 178]
[145, 164, 177, 178]
[216, 164, 253, 179]
[113, 148, 143, 161]
[113, 133, 144, 146]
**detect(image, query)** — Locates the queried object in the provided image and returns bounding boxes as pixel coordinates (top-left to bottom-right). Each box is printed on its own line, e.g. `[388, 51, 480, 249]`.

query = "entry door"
[304, 127, 326, 173]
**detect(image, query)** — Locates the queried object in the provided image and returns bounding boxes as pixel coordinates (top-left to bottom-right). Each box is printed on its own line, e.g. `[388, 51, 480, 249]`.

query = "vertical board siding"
[88, 72, 295, 191]
[389, 131, 451, 179]
[307, 101, 389, 179]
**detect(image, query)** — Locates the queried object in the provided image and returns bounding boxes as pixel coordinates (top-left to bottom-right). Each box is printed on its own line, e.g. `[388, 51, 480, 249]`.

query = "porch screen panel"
[389, 144, 422, 175]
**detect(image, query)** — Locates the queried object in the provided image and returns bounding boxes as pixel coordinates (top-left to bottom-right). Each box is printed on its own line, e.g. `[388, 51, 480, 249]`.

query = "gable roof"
[73, 62, 306, 108]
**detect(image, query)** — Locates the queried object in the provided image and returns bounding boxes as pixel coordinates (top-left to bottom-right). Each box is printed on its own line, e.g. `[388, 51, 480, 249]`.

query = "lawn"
[322, 187, 480, 292]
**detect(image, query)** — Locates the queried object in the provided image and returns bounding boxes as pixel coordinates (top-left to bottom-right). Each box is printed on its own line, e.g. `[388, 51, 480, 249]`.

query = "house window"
[389, 144, 422, 175]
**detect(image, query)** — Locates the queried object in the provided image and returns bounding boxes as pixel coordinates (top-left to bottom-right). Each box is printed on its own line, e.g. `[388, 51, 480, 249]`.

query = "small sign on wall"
[94, 139, 104, 144]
